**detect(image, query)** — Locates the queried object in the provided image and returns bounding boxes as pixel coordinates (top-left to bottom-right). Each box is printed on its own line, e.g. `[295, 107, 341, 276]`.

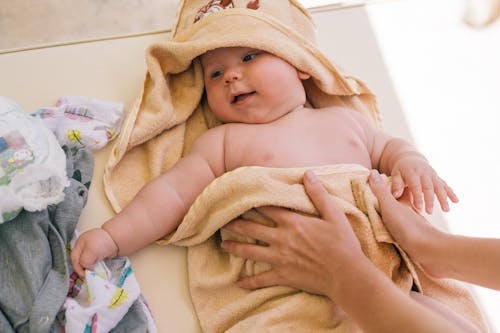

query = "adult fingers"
[303, 170, 341, 222]
[370, 170, 427, 228]
[224, 218, 278, 245]
[257, 206, 312, 228]
[221, 240, 276, 264]
[369, 170, 400, 211]
[236, 270, 281, 290]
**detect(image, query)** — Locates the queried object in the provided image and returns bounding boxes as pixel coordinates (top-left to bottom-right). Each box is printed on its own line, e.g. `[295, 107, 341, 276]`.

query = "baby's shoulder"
[190, 125, 227, 151]
[317, 105, 354, 114]
[314, 106, 363, 122]
[313, 106, 377, 135]
[197, 124, 227, 140]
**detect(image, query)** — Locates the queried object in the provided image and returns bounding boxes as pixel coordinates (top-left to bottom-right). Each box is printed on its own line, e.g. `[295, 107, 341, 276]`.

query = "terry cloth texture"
[158, 165, 487, 333]
[0, 146, 92, 333]
[0, 96, 69, 223]
[103, 0, 381, 212]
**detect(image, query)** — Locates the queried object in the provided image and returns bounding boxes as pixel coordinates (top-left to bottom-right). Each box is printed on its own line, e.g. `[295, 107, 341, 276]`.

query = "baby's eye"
[210, 69, 223, 79]
[242, 53, 258, 62]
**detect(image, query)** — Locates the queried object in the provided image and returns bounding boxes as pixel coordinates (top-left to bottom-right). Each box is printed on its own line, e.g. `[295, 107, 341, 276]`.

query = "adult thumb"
[303, 170, 339, 222]
[368, 170, 395, 207]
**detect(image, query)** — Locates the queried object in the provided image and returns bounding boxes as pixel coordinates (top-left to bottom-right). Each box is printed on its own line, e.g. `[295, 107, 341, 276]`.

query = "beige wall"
[0, 0, 178, 51]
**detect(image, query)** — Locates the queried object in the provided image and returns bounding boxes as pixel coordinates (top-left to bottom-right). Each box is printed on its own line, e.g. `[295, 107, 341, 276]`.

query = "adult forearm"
[438, 235, 500, 290]
[411, 231, 500, 290]
[330, 259, 465, 333]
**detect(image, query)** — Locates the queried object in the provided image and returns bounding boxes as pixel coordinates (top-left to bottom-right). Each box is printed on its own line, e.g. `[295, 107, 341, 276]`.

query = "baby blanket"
[159, 165, 486, 332]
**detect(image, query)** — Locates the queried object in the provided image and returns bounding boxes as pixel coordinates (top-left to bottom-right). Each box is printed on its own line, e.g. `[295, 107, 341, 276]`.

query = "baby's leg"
[410, 291, 481, 333]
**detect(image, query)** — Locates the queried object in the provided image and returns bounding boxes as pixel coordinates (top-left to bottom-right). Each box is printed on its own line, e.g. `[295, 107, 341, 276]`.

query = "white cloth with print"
[32, 96, 124, 152]
[0, 97, 69, 223]
[63, 254, 157, 333]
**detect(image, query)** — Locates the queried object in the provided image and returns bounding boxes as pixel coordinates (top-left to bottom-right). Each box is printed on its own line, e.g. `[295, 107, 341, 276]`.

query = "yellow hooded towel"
[103, 0, 487, 332]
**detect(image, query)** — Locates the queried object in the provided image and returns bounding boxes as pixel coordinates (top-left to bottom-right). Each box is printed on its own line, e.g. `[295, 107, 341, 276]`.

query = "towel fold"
[156, 164, 487, 332]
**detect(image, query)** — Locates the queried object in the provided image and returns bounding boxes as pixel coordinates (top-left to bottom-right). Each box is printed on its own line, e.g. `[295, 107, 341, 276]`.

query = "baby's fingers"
[405, 174, 424, 212]
[434, 178, 459, 212]
[78, 249, 97, 273]
[421, 176, 435, 214]
[445, 182, 459, 203]
[390, 172, 405, 198]
[70, 246, 85, 277]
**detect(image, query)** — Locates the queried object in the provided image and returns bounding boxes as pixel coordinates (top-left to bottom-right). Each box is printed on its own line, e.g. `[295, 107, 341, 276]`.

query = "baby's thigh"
[409, 291, 480, 333]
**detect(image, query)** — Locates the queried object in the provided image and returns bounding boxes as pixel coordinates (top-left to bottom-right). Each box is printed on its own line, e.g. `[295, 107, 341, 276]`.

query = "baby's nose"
[224, 69, 242, 83]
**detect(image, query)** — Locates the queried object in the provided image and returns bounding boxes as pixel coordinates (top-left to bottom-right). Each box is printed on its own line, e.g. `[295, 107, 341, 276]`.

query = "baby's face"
[200, 47, 309, 124]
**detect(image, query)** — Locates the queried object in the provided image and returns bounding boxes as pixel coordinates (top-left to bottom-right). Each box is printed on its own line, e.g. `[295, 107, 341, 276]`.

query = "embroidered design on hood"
[194, 0, 260, 23]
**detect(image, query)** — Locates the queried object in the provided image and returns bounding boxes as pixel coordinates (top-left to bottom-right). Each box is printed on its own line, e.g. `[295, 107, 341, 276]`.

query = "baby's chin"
[213, 105, 302, 125]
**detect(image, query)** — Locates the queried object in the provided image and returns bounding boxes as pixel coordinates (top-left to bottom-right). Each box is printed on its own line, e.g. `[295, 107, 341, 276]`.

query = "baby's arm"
[376, 136, 457, 213]
[349, 111, 457, 213]
[71, 126, 226, 275]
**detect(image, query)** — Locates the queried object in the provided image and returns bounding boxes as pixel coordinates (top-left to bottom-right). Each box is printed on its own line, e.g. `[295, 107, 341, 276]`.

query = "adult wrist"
[328, 256, 375, 302]
[417, 227, 451, 278]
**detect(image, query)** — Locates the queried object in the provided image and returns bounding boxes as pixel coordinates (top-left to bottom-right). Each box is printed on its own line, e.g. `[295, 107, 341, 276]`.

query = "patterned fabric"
[33, 96, 124, 152]
[0, 96, 69, 223]
[57, 249, 157, 333]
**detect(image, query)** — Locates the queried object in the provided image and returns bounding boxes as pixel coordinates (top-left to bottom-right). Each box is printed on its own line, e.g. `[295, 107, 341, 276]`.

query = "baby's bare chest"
[224, 121, 372, 171]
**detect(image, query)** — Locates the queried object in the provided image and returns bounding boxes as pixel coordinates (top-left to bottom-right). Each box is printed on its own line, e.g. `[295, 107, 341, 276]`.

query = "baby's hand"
[390, 154, 458, 214]
[70, 228, 118, 276]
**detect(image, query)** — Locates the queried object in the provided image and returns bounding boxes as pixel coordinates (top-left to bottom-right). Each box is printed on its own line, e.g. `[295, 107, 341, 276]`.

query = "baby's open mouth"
[232, 92, 256, 104]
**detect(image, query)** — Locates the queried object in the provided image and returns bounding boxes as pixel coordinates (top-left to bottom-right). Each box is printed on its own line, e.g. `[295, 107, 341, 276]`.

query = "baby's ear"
[298, 71, 311, 80]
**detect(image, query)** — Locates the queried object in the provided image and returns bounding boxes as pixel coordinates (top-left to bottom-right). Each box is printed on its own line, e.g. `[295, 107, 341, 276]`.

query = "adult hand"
[221, 170, 371, 298]
[223, 170, 479, 333]
[368, 169, 446, 278]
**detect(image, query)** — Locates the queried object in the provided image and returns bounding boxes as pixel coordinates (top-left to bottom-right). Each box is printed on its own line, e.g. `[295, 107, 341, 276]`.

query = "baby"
[71, 46, 457, 273]
[71, 45, 475, 330]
